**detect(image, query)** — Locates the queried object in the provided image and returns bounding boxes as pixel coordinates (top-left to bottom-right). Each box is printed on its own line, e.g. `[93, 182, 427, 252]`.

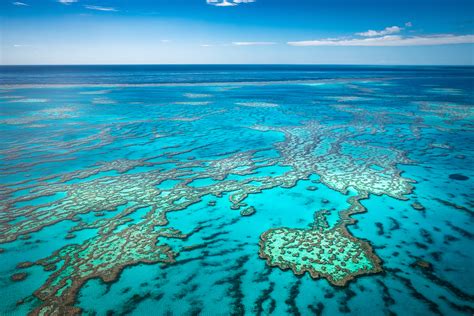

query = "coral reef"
[0, 94, 421, 313]
[259, 194, 382, 286]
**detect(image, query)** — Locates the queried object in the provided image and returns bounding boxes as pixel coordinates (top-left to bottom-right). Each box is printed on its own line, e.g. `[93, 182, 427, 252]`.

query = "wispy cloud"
[58, 0, 77, 4]
[12, 2, 29, 6]
[206, 0, 255, 7]
[288, 34, 474, 47]
[232, 41, 276, 46]
[355, 23, 414, 37]
[84, 5, 117, 11]
[356, 26, 403, 37]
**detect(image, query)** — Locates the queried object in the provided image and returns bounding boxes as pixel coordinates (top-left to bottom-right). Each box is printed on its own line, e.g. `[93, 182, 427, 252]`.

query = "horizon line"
[1, 63, 473, 67]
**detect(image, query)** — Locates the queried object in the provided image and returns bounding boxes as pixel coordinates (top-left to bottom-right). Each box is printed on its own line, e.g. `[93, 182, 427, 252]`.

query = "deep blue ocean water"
[0, 65, 473, 315]
[2, 65, 474, 85]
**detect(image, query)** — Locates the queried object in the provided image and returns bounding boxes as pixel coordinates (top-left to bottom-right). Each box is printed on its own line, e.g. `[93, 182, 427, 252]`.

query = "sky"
[1, 0, 473, 65]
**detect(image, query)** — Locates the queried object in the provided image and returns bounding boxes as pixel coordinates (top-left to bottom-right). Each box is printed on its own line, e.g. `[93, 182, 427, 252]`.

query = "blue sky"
[1, 0, 473, 65]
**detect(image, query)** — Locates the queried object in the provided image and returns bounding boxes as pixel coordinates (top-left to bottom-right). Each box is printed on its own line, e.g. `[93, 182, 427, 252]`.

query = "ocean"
[0, 65, 473, 315]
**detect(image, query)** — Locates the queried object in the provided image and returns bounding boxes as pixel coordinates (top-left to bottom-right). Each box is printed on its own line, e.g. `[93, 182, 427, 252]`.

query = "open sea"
[0, 65, 473, 315]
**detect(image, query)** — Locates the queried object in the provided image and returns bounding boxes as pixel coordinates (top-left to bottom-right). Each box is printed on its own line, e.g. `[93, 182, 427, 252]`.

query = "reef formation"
[1, 78, 471, 315]
[259, 195, 383, 286]
[1, 115, 415, 313]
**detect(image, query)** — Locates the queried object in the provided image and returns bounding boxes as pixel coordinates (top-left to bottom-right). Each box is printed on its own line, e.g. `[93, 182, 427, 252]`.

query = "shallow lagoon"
[0, 66, 473, 315]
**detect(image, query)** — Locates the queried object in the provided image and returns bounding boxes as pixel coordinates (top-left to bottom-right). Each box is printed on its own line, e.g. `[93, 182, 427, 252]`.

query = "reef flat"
[259, 194, 383, 287]
[0, 66, 473, 315]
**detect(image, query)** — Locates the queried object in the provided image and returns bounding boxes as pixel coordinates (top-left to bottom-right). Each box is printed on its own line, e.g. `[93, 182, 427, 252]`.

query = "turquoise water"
[0, 66, 473, 315]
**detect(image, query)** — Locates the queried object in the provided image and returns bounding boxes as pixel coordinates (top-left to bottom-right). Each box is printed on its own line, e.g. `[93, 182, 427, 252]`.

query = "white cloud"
[211, 0, 236, 6]
[356, 26, 402, 37]
[288, 34, 474, 47]
[206, 0, 255, 7]
[12, 2, 29, 6]
[232, 41, 276, 46]
[85, 5, 117, 11]
[58, 0, 77, 4]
